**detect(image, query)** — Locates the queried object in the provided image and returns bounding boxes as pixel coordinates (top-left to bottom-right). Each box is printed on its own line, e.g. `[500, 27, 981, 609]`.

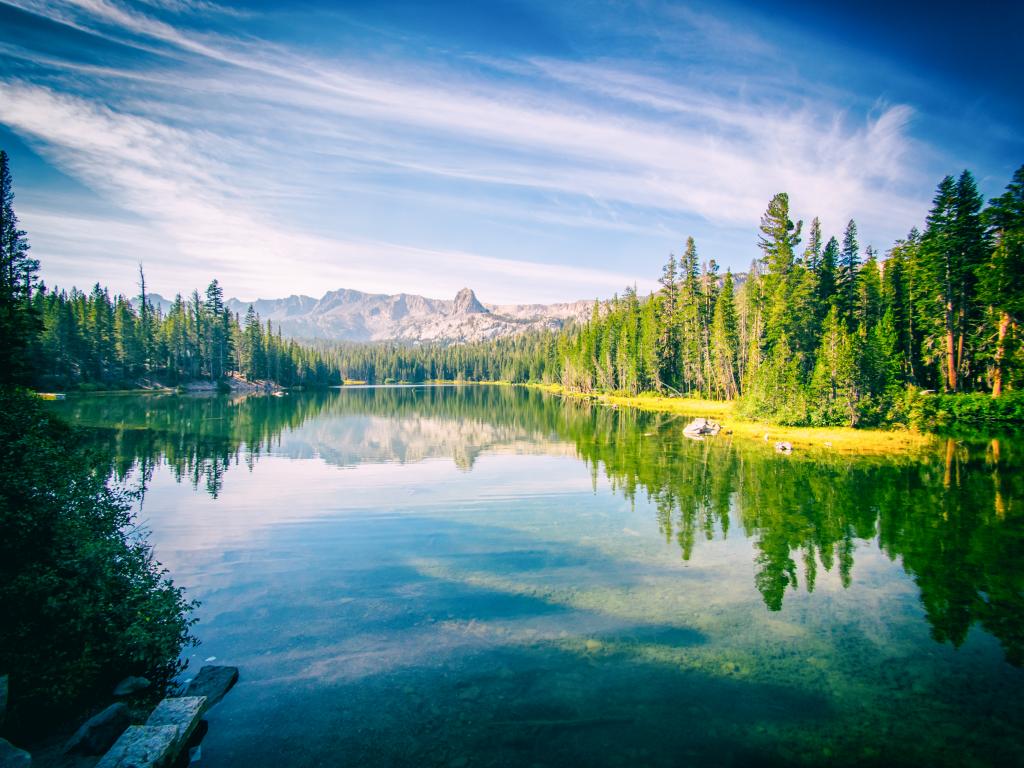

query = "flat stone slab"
[95, 725, 179, 768]
[64, 702, 131, 755]
[146, 696, 206, 753]
[184, 666, 238, 713]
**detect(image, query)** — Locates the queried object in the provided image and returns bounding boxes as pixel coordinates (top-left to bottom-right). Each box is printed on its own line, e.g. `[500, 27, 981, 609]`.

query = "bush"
[0, 388, 197, 738]
[906, 389, 1024, 429]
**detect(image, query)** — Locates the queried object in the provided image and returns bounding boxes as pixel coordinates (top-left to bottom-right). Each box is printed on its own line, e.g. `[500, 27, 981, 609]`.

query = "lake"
[50, 385, 1024, 767]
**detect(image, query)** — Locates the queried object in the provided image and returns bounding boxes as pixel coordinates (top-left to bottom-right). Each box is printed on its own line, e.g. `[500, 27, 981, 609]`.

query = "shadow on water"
[51, 386, 1024, 671]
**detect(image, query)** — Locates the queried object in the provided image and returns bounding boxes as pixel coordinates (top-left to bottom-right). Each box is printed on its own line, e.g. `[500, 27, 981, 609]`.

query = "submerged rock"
[113, 676, 151, 697]
[64, 702, 131, 755]
[0, 675, 7, 728]
[184, 666, 238, 713]
[0, 738, 31, 768]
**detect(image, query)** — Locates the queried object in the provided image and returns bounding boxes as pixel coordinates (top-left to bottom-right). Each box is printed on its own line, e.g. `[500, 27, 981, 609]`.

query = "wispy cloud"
[0, 0, 941, 301]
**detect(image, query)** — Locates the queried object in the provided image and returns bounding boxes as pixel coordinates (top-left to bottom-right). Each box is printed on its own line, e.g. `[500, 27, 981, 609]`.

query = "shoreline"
[529, 383, 940, 455]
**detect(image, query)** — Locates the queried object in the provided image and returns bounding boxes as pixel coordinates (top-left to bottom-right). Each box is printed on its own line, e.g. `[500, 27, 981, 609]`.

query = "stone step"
[96, 696, 206, 768]
[94, 725, 179, 768]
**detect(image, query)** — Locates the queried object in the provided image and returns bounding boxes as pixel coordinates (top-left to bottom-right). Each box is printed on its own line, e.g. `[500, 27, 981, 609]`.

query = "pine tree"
[919, 172, 987, 391]
[857, 246, 882, 331]
[758, 193, 802, 277]
[204, 279, 229, 380]
[882, 230, 918, 385]
[137, 264, 152, 373]
[809, 307, 860, 426]
[817, 235, 839, 317]
[656, 254, 680, 390]
[678, 237, 702, 393]
[711, 270, 739, 398]
[836, 220, 860, 329]
[758, 193, 802, 350]
[0, 150, 39, 384]
[802, 216, 823, 270]
[980, 164, 1024, 396]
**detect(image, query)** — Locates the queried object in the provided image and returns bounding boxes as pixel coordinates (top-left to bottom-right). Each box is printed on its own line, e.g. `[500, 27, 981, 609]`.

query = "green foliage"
[549, 167, 1024, 428]
[907, 389, 1024, 429]
[739, 334, 808, 424]
[28, 281, 346, 390]
[0, 389, 197, 735]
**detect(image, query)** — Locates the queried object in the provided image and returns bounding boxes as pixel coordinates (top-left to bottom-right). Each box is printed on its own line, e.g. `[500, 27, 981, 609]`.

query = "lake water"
[51, 385, 1024, 767]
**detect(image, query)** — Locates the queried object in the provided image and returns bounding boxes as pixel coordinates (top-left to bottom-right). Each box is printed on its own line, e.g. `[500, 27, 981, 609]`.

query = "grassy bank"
[532, 384, 939, 455]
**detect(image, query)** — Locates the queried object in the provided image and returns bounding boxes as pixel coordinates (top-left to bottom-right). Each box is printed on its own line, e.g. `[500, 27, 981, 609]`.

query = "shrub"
[0, 388, 197, 738]
[906, 389, 1024, 429]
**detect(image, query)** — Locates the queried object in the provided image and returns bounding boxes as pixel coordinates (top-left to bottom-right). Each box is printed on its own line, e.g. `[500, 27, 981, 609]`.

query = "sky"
[0, 0, 1021, 304]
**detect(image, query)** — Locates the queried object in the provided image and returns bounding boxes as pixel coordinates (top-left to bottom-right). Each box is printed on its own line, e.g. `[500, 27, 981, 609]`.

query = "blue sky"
[0, 0, 1021, 303]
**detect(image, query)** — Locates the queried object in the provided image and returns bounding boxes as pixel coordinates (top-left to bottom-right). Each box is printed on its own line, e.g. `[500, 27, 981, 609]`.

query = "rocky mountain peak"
[453, 287, 488, 314]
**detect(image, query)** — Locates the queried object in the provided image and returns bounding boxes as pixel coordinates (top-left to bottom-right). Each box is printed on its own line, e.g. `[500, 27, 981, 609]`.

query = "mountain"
[205, 287, 592, 343]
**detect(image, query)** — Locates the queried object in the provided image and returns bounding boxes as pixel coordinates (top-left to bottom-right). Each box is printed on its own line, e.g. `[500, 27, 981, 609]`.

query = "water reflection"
[52, 385, 1024, 666]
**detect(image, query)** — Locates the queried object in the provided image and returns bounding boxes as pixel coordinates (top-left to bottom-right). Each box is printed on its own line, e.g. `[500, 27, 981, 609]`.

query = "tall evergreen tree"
[0, 150, 39, 384]
[920, 172, 987, 391]
[857, 246, 882, 331]
[980, 165, 1024, 395]
[882, 230, 918, 384]
[802, 216, 823, 269]
[204, 279, 230, 380]
[711, 270, 739, 398]
[836, 220, 860, 328]
[808, 307, 860, 426]
[656, 254, 680, 390]
[817, 235, 839, 317]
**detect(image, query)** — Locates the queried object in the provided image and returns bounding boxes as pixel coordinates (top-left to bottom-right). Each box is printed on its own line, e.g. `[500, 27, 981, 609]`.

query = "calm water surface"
[51, 386, 1024, 767]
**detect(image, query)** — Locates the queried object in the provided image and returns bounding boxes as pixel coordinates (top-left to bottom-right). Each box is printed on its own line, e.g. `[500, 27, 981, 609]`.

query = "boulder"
[64, 702, 132, 755]
[683, 418, 722, 438]
[0, 738, 31, 768]
[95, 725, 180, 768]
[184, 666, 238, 713]
[113, 676, 151, 697]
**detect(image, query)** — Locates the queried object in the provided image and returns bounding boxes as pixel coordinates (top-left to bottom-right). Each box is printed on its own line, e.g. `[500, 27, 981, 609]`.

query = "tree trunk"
[992, 310, 1011, 397]
[945, 298, 957, 392]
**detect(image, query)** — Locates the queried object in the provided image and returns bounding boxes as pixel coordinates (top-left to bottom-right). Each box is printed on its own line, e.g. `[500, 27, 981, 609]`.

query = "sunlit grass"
[530, 384, 938, 455]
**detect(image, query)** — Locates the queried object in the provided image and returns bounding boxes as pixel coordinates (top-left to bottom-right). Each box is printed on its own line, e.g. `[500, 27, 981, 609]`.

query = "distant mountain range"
[145, 287, 591, 343]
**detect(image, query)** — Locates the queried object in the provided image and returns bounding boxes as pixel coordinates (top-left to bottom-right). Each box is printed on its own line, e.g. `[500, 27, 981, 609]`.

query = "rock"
[95, 725, 180, 768]
[113, 676, 151, 697]
[453, 288, 488, 315]
[774, 441, 793, 454]
[683, 418, 722, 438]
[183, 666, 238, 713]
[64, 702, 132, 755]
[0, 738, 31, 768]
[0, 675, 7, 728]
[146, 696, 206, 754]
[683, 418, 709, 436]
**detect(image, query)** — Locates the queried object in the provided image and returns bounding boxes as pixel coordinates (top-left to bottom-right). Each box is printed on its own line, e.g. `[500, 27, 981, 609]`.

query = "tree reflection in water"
[52, 385, 1024, 666]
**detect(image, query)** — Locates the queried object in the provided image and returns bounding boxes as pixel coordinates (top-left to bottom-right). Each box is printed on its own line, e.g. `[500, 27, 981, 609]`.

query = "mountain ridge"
[145, 287, 591, 343]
